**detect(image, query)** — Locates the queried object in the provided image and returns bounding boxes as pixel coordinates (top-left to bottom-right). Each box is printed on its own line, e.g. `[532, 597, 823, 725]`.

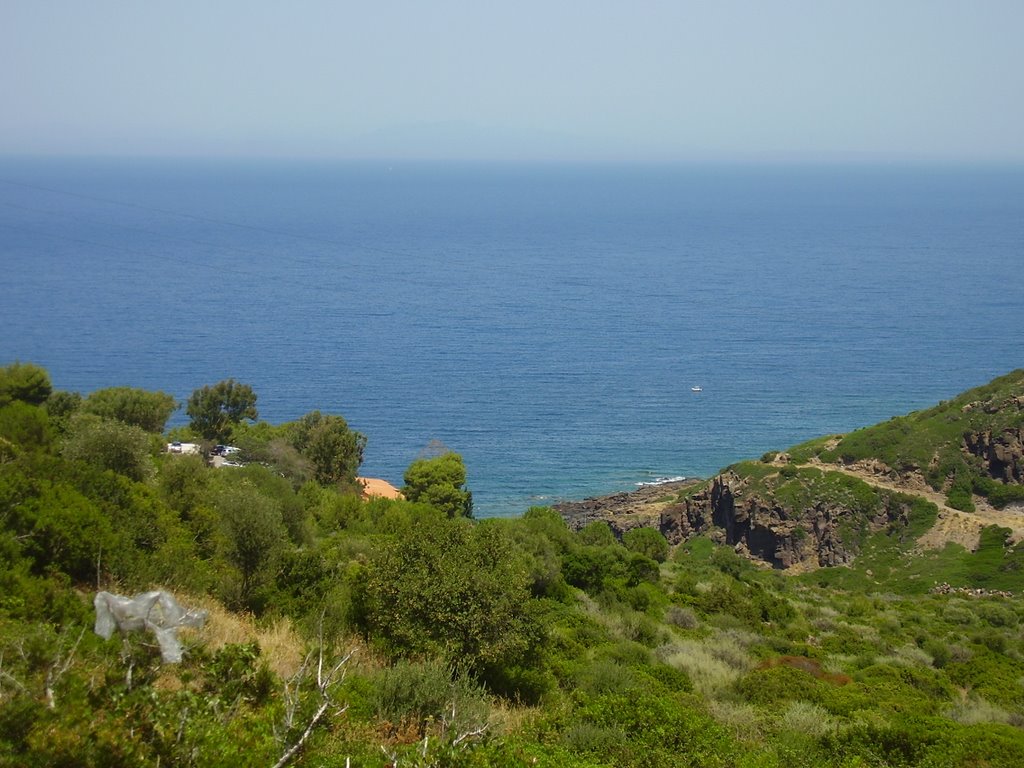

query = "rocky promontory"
[555, 371, 1024, 571]
[553, 480, 700, 537]
[556, 469, 929, 571]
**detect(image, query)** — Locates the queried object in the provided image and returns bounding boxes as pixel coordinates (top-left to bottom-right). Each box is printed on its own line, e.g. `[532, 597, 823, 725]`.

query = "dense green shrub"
[0, 362, 52, 407]
[81, 386, 177, 433]
[61, 413, 155, 482]
[622, 527, 670, 562]
[0, 403, 56, 456]
[577, 520, 617, 547]
[287, 410, 366, 487]
[361, 515, 538, 675]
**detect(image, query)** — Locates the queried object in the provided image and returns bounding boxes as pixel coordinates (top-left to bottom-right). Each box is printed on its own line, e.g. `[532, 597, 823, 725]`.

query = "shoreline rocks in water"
[553, 479, 701, 537]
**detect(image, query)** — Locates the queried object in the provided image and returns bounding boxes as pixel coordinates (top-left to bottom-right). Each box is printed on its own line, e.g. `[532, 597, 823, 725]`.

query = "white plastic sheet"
[94, 591, 207, 663]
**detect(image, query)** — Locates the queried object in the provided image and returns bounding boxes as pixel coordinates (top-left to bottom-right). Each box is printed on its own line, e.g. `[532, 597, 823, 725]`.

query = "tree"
[402, 452, 472, 518]
[61, 413, 154, 482]
[0, 402, 54, 452]
[0, 362, 52, 406]
[363, 516, 535, 670]
[215, 481, 287, 607]
[289, 411, 366, 487]
[186, 379, 258, 442]
[578, 520, 617, 547]
[82, 386, 177, 433]
[623, 526, 670, 563]
[15, 482, 116, 582]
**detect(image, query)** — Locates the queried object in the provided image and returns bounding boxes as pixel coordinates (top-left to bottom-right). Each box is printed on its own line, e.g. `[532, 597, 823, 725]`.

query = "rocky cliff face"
[959, 392, 1024, 484]
[658, 472, 911, 570]
[963, 428, 1024, 484]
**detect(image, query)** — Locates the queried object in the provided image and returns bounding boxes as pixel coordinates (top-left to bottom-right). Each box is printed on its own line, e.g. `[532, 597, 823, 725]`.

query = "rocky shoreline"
[553, 479, 701, 536]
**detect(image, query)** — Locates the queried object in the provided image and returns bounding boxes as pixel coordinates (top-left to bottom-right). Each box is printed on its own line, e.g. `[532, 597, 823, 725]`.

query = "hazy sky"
[2, 1, 1023, 161]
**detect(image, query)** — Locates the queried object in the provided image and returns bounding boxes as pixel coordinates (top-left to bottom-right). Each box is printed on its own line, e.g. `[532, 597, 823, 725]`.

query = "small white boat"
[691, 386, 702, 392]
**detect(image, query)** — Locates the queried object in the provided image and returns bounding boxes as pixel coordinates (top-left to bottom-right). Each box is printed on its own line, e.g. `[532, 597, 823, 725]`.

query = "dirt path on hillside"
[782, 458, 1024, 551]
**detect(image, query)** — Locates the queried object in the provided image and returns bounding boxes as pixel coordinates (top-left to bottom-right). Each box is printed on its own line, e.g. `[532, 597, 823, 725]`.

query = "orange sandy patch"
[358, 476, 404, 500]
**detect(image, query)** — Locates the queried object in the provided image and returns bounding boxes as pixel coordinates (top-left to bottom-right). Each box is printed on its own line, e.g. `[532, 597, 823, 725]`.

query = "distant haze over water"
[2, 159, 1023, 515]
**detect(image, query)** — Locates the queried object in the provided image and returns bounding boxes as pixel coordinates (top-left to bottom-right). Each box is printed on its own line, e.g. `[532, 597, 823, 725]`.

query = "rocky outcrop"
[553, 480, 697, 538]
[659, 472, 912, 570]
[963, 428, 1024, 484]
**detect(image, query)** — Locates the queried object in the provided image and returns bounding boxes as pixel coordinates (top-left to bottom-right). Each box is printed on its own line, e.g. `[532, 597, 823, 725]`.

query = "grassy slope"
[801, 369, 1024, 506]
[668, 371, 1024, 592]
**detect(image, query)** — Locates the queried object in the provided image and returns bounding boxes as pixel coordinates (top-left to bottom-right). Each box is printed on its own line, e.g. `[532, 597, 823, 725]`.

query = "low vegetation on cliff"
[794, 369, 1024, 510]
[2, 362, 1024, 766]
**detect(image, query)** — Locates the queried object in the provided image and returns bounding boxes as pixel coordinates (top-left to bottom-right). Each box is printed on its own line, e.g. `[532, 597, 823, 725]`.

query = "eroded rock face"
[659, 472, 911, 570]
[963, 428, 1024, 483]
[556, 470, 922, 570]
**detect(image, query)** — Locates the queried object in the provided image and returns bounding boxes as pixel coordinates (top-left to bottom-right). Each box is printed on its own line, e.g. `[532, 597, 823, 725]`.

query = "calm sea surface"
[2, 158, 1023, 515]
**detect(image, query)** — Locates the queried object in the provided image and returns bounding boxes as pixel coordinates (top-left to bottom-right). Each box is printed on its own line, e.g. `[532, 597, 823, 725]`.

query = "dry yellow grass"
[178, 594, 386, 682]
[184, 596, 305, 679]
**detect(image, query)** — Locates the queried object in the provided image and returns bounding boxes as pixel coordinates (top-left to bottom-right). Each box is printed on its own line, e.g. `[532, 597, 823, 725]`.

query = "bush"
[577, 521, 617, 547]
[562, 722, 626, 756]
[400, 452, 473, 518]
[82, 387, 177, 433]
[0, 402, 54, 452]
[622, 527, 669, 563]
[61, 413, 154, 482]
[923, 638, 951, 668]
[574, 658, 635, 696]
[14, 482, 117, 581]
[709, 546, 749, 580]
[947, 697, 1013, 725]
[778, 700, 836, 738]
[213, 482, 287, 608]
[372, 658, 489, 737]
[665, 605, 699, 630]
[946, 485, 975, 513]
[288, 410, 366, 487]
[568, 690, 736, 767]
[362, 516, 538, 673]
[661, 639, 747, 698]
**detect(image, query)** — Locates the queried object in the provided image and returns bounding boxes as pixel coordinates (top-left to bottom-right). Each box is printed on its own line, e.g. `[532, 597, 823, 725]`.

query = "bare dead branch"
[270, 642, 354, 768]
[44, 627, 85, 710]
[452, 723, 489, 746]
[271, 700, 348, 768]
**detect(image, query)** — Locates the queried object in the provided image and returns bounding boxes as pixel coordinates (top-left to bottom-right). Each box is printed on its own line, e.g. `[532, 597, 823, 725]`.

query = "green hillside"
[791, 369, 1024, 510]
[2, 362, 1024, 767]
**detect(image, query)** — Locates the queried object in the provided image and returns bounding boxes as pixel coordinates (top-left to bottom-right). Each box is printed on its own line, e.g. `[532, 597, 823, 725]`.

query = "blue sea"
[2, 158, 1023, 516]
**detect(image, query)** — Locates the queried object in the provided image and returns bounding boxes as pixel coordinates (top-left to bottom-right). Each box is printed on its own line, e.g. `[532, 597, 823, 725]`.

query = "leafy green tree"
[289, 411, 366, 487]
[61, 413, 154, 482]
[0, 402, 54, 452]
[0, 362, 52, 406]
[402, 452, 472, 518]
[363, 516, 535, 670]
[623, 526, 670, 563]
[186, 379, 258, 442]
[214, 481, 287, 606]
[82, 386, 177, 433]
[578, 520, 617, 547]
[14, 482, 117, 582]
